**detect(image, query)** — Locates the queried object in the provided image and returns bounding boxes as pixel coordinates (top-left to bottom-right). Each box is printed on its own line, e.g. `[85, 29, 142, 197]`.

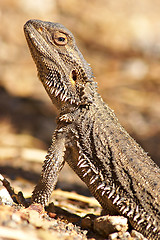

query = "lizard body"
[24, 19, 160, 239]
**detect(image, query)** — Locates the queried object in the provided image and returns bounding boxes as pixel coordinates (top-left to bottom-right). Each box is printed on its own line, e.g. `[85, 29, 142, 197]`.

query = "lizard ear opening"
[69, 70, 77, 86]
[71, 70, 77, 81]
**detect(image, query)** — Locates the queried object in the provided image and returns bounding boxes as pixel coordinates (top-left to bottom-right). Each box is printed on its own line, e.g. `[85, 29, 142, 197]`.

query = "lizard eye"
[53, 31, 68, 46]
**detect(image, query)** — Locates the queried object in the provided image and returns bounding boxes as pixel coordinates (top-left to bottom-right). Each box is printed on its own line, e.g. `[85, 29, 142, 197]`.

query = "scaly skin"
[24, 19, 160, 239]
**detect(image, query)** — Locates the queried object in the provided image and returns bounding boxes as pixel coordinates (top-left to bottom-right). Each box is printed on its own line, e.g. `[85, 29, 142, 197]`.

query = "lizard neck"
[56, 80, 99, 121]
[57, 90, 107, 125]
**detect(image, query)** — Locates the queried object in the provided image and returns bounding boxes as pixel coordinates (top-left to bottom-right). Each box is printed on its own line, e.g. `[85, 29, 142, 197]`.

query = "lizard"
[23, 19, 160, 239]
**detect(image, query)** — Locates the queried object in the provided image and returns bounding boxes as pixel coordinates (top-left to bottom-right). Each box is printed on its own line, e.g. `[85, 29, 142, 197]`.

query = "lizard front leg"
[31, 130, 66, 206]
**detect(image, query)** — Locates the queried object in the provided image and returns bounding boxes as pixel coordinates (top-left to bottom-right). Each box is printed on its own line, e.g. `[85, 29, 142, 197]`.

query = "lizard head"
[24, 19, 97, 109]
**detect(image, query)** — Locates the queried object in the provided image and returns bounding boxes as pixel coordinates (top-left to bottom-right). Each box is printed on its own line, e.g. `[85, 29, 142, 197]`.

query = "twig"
[0, 174, 29, 207]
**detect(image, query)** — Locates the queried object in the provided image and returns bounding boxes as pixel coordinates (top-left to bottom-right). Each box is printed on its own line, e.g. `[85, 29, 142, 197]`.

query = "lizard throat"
[42, 67, 80, 106]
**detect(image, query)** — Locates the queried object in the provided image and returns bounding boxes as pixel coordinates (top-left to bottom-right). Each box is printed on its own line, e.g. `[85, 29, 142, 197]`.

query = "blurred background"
[0, 0, 160, 197]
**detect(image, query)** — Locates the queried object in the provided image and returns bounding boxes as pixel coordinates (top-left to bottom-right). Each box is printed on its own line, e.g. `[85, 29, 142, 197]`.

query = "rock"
[93, 215, 128, 237]
[81, 214, 96, 229]
[108, 231, 131, 240]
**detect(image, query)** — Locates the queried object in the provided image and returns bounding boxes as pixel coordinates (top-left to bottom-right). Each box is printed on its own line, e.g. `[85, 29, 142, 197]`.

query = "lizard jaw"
[24, 20, 81, 106]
